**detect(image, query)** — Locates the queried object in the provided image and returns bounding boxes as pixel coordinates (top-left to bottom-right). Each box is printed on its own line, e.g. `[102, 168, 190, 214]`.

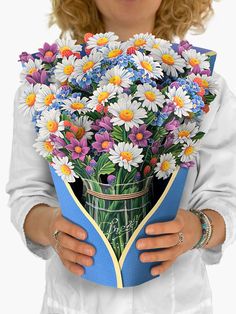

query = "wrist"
[189, 210, 203, 249]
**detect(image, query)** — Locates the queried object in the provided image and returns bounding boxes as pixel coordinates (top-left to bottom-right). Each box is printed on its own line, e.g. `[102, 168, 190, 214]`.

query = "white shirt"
[5, 71, 236, 314]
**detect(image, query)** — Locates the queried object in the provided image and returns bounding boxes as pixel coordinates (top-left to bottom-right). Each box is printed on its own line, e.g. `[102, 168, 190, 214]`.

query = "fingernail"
[136, 241, 144, 249]
[145, 227, 153, 234]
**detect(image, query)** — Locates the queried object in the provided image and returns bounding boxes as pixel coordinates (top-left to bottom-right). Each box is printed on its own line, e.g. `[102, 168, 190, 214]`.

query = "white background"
[1, 1, 236, 313]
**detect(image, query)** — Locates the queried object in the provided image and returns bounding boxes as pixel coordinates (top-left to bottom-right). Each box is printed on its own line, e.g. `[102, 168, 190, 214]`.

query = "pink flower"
[65, 138, 90, 161]
[92, 131, 114, 153]
[128, 125, 152, 147]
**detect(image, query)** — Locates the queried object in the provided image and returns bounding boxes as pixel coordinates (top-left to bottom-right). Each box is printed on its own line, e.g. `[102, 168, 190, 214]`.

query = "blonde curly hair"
[49, 0, 214, 43]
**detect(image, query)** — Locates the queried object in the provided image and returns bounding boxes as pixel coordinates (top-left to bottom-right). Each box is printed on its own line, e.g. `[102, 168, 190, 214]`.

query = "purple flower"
[165, 118, 180, 131]
[91, 119, 101, 131]
[151, 141, 161, 154]
[37, 42, 58, 63]
[65, 137, 90, 161]
[170, 82, 181, 89]
[200, 69, 211, 76]
[26, 69, 48, 85]
[52, 148, 66, 158]
[162, 102, 175, 114]
[164, 133, 175, 149]
[180, 161, 195, 168]
[190, 65, 201, 75]
[128, 125, 152, 147]
[90, 159, 97, 167]
[107, 175, 116, 185]
[92, 117, 113, 131]
[178, 40, 192, 55]
[50, 134, 66, 148]
[18, 52, 34, 63]
[134, 172, 141, 181]
[86, 165, 94, 175]
[92, 131, 114, 152]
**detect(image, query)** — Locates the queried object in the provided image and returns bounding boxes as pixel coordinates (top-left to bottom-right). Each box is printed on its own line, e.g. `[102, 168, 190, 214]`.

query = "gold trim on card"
[118, 166, 180, 269]
[64, 182, 123, 288]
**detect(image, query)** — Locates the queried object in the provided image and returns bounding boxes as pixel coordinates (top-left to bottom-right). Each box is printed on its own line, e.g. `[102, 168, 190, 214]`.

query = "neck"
[103, 18, 155, 41]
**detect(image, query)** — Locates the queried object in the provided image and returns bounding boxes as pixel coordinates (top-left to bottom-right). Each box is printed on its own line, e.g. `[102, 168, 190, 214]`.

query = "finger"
[136, 233, 179, 250]
[145, 217, 184, 236]
[139, 245, 180, 263]
[54, 216, 87, 240]
[61, 258, 85, 276]
[59, 247, 94, 267]
[150, 258, 177, 276]
[58, 232, 96, 256]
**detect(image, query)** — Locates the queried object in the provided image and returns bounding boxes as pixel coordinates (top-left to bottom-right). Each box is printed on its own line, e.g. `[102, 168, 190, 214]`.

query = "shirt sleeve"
[187, 73, 236, 265]
[5, 84, 60, 260]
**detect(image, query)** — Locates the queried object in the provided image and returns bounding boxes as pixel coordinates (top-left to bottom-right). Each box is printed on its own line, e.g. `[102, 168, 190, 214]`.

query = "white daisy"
[33, 137, 55, 158]
[86, 32, 119, 50]
[188, 73, 219, 95]
[20, 59, 43, 82]
[101, 42, 125, 60]
[19, 83, 40, 116]
[182, 49, 210, 72]
[173, 121, 199, 144]
[52, 156, 79, 183]
[61, 96, 89, 114]
[88, 84, 118, 110]
[132, 50, 163, 79]
[56, 38, 82, 58]
[152, 47, 185, 77]
[154, 153, 176, 180]
[166, 86, 193, 118]
[126, 33, 155, 49]
[178, 139, 199, 162]
[135, 84, 166, 112]
[99, 66, 133, 91]
[74, 116, 93, 140]
[74, 51, 102, 81]
[146, 37, 171, 52]
[108, 94, 147, 131]
[109, 142, 144, 172]
[36, 108, 65, 140]
[54, 55, 79, 82]
[35, 84, 58, 111]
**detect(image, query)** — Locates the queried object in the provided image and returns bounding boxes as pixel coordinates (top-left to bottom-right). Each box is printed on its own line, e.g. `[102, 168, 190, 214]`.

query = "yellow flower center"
[153, 44, 160, 49]
[184, 146, 194, 156]
[119, 109, 134, 122]
[136, 133, 143, 140]
[162, 54, 175, 65]
[46, 120, 58, 133]
[63, 65, 74, 75]
[120, 151, 133, 162]
[45, 51, 54, 57]
[44, 141, 53, 152]
[202, 79, 209, 88]
[178, 130, 190, 138]
[60, 46, 71, 54]
[141, 61, 153, 72]
[28, 67, 37, 75]
[108, 49, 122, 58]
[109, 76, 122, 85]
[102, 141, 110, 149]
[71, 102, 85, 110]
[83, 61, 94, 73]
[25, 93, 36, 107]
[145, 91, 156, 102]
[60, 164, 72, 176]
[44, 94, 55, 106]
[174, 96, 184, 108]
[98, 91, 109, 103]
[189, 58, 200, 67]
[161, 160, 170, 172]
[76, 127, 86, 140]
[75, 146, 82, 153]
[97, 37, 109, 46]
[134, 38, 146, 47]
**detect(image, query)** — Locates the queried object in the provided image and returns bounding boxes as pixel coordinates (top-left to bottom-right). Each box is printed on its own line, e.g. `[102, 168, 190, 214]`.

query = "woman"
[5, 0, 236, 313]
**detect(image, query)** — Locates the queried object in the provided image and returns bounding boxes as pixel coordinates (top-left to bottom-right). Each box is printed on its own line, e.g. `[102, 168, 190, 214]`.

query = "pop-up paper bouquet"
[18, 32, 218, 288]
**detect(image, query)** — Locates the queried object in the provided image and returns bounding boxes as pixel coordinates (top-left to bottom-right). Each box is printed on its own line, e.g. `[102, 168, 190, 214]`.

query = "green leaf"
[122, 167, 137, 185]
[152, 126, 168, 141]
[95, 153, 115, 180]
[192, 131, 205, 141]
[86, 111, 102, 121]
[204, 94, 216, 104]
[145, 111, 156, 125]
[112, 125, 124, 142]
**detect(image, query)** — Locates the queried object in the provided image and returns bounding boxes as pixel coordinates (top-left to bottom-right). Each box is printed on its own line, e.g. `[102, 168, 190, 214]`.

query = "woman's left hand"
[136, 208, 202, 276]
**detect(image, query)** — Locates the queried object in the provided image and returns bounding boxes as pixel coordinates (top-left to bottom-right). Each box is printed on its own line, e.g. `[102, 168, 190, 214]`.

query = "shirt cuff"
[196, 203, 235, 265]
[10, 196, 60, 260]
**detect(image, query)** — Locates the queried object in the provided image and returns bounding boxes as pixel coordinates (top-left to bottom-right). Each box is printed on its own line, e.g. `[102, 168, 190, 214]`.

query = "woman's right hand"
[49, 207, 96, 276]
